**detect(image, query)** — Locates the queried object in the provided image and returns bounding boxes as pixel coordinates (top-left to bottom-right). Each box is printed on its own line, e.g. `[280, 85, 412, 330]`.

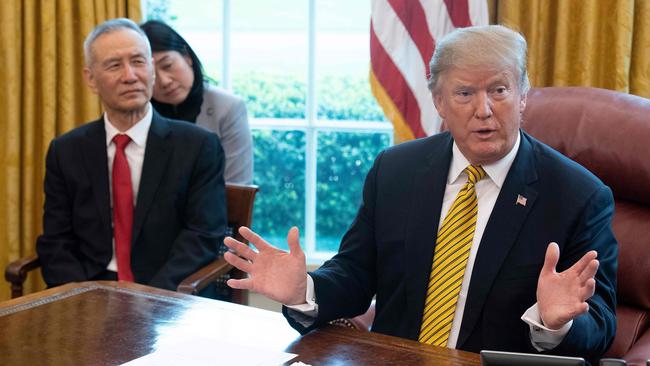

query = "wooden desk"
[0, 281, 481, 365]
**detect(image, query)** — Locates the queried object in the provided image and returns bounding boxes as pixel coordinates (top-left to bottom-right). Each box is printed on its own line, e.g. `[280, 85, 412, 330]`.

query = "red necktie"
[112, 134, 135, 281]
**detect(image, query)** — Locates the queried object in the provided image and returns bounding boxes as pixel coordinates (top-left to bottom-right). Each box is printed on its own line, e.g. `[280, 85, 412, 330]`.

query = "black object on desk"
[480, 350, 585, 366]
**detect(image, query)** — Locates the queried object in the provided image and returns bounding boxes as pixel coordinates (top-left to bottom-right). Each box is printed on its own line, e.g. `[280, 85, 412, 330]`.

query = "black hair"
[140, 19, 204, 122]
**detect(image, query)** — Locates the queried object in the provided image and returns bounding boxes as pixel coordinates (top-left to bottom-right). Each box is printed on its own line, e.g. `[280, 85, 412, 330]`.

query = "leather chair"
[337, 87, 650, 365]
[5, 183, 259, 305]
[523, 87, 650, 366]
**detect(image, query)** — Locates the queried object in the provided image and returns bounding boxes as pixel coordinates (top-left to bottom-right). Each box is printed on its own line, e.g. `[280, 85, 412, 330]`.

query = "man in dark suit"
[36, 18, 226, 292]
[222, 25, 617, 360]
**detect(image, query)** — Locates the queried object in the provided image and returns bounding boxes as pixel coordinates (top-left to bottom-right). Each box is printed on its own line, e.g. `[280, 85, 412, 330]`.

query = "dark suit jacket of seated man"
[36, 110, 226, 291]
[36, 18, 226, 292]
[284, 129, 617, 360]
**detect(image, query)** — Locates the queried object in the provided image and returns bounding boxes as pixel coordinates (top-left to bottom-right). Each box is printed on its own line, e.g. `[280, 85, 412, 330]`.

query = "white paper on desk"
[120, 338, 297, 366]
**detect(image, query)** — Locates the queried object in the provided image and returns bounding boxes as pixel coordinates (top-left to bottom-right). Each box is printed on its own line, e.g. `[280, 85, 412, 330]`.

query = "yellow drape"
[0, 0, 141, 300]
[497, 0, 650, 98]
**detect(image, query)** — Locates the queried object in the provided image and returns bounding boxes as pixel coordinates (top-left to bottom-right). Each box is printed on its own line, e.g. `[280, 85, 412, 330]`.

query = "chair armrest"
[4, 255, 41, 298]
[177, 257, 233, 295]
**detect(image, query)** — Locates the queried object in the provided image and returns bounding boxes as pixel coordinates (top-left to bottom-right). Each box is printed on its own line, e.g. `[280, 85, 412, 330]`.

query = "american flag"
[516, 194, 528, 207]
[370, 0, 489, 143]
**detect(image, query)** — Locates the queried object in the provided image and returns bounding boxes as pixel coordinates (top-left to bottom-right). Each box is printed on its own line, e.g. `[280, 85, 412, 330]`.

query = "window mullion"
[222, 0, 231, 90]
[304, 0, 317, 255]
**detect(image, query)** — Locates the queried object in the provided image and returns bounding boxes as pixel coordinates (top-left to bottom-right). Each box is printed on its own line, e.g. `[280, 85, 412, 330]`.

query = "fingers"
[570, 250, 598, 275]
[286, 226, 304, 257]
[584, 278, 596, 299]
[574, 260, 598, 302]
[239, 226, 272, 251]
[541, 242, 560, 275]
[224, 236, 257, 261]
[570, 302, 591, 322]
[223, 251, 253, 273]
[227, 277, 253, 290]
[578, 258, 599, 283]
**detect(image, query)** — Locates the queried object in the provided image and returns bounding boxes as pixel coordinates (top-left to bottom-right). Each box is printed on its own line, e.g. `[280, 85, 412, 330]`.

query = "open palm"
[536, 242, 599, 329]
[223, 226, 307, 305]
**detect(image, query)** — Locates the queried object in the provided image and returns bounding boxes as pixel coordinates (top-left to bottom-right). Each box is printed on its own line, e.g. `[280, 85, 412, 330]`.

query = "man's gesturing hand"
[537, 242, 599, 330]
[223, 226, 307, 306]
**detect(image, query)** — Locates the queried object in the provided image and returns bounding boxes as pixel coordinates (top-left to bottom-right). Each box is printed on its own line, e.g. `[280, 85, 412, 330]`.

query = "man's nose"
[474, 92, 493, 119]
[121, 64, 137, 82]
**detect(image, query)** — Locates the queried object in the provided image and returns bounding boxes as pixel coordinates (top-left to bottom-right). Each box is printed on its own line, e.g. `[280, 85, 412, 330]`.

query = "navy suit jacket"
[285, 131, 617, 360]
[36, 110, 227, 291]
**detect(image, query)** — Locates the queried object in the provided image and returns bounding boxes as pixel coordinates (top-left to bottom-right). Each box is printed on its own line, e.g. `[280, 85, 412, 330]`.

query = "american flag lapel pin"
[516, 194, 527, 207]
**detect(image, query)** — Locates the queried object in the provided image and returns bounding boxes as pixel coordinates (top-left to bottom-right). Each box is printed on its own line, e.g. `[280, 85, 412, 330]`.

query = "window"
[144, 0, 393, 262]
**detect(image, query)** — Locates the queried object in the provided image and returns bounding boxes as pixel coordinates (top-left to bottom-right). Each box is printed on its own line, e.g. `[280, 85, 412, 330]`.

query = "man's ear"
[83, 67, 98, 94]
[151, 57, 156, 81]
[432, 92, 446, 119]
[519, 92, 527, 113]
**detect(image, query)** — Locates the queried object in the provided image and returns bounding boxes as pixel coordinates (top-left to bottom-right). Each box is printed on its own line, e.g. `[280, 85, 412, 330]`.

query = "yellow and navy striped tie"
[419, 165, 486, 346]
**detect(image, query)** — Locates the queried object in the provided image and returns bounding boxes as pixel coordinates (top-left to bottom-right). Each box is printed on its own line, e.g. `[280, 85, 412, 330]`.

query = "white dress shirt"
[104, 104, 153, 271]
[289, 132, 571, 350]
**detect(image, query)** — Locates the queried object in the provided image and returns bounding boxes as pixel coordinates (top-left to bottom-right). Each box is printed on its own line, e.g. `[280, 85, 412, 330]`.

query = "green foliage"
[252, 130, 306, 247]
[317, 75, 385, 121]
[251, 130, 391, 252]
[233, 73, 307, 119]
[232, 72, 384, 121]
[315, 132, 390, 251]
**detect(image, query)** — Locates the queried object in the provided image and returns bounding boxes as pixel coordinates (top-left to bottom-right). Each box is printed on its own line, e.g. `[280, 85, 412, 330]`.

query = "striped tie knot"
[464, 165, 485, 185]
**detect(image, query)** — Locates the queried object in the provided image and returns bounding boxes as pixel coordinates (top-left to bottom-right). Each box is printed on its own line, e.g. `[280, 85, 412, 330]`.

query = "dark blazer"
[36, 110, 227, 291]
[285, 131, 617, 360]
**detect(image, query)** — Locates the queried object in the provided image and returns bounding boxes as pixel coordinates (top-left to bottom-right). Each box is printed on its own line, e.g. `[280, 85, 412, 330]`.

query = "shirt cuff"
[521, 303, 572, 351]
[284, 275, 318, 329]
[285, 274, 318, 316]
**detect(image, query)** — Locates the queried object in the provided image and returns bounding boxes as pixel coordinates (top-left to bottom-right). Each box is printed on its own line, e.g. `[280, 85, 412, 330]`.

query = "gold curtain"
[0, 0, 141, 300]
[496, 0, 650, 98]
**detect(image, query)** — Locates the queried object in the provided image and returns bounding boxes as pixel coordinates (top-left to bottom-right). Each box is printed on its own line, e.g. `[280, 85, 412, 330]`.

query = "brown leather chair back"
[523, 87, 650, 365]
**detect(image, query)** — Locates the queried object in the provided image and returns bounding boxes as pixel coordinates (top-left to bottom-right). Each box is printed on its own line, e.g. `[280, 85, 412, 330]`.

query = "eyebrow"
[101, 52, 147, 65]
[487, 78, 511, 88]
[451, 76, 511, 90]
[101, 57, 122, 66]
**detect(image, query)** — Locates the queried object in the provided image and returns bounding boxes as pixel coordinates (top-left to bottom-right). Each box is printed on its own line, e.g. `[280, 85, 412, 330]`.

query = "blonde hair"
[428, 25, 529, 94]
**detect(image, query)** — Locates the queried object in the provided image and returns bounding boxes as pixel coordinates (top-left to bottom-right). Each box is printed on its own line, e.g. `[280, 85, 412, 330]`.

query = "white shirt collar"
[448, 131, 521, 188]
[104, 103, 153, 147]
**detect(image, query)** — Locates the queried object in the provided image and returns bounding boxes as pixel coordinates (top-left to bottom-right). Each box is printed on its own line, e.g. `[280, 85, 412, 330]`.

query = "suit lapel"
[82, 119, 112, 231]
[456, 132, 539, 347]
[132, 112, 172, 245]
[403, 133, 453, 339]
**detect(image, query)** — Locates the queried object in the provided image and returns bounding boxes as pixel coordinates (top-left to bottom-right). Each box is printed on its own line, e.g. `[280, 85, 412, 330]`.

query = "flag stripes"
[370, 0, 488, 142]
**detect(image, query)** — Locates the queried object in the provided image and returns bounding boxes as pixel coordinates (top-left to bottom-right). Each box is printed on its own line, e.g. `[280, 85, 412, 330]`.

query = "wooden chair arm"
[5, 255, 41, 298]
[176, 257, 233, 295]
